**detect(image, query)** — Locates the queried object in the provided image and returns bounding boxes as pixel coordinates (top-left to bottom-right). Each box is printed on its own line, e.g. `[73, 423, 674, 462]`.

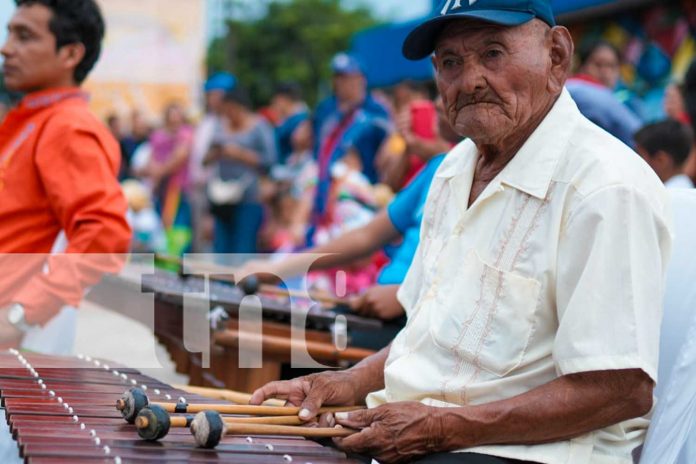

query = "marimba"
[87, 263, 378, 392]
[0, 351, 359, 463]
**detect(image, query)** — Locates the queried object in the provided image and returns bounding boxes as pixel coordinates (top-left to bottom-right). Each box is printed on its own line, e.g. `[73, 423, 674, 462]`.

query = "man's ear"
[548, 26, 574, 94]
[58, 42, 86, 77]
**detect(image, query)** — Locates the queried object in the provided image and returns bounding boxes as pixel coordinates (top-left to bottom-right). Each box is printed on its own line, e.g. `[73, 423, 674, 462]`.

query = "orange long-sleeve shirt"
[0, 87, 132, 325]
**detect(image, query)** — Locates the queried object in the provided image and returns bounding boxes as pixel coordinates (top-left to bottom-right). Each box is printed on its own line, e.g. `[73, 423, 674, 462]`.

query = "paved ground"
[73, 301, 189, 386]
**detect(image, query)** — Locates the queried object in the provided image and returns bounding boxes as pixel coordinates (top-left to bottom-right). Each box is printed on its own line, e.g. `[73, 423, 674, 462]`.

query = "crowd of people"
[104, 40, 696, 317]
[108, 54, 459, 274]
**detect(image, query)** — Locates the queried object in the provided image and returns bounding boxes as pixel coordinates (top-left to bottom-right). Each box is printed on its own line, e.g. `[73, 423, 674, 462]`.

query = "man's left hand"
[333, 402, 444, 463]
[0, 306, 26, 347]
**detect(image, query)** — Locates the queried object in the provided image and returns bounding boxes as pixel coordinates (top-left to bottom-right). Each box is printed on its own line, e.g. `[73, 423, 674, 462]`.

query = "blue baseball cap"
[331, 53, 364, 75]
[204, 72, 237, 93]
[403, 0, 556, 61]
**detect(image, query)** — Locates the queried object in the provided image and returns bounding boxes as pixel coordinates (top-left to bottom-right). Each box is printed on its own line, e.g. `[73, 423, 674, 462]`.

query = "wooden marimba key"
[0, 350, 359, 463]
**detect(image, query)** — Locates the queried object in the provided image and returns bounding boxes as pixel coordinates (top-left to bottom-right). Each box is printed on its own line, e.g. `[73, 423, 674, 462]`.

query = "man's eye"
[442, 59, 457, 69]
[484, 50, 503, 59]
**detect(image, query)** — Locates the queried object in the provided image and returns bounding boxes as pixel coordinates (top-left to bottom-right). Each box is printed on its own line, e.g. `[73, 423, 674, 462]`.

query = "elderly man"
[251, 1, 671, 463]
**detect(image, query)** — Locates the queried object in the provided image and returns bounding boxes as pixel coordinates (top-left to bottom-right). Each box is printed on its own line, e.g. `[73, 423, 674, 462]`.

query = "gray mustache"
[454, 96, 501, 110]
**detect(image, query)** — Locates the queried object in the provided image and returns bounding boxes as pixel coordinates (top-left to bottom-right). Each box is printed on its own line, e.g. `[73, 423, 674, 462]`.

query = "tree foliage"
[207, 0, 379, 107]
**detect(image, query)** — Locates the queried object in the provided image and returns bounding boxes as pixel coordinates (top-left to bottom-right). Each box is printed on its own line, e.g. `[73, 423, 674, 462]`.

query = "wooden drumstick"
[190, 410, 358, 448]
[135, 404, 304, 441]
[151, 401, 362, 416]
[117, 388, 364, 423]
[256, 284, 350, 307]
[154, 254, 351, 306]
[172, 385, 286, 407]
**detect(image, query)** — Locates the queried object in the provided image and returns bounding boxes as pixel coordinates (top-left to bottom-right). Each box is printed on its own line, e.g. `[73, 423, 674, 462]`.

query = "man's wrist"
[438, 406, 487, 450]
[346, 363, 385, 403]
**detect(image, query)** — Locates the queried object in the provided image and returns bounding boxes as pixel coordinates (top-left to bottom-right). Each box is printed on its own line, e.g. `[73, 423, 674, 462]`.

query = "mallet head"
[239, 275, 260, 296]
[135, 404, 171, 441]
[190, 410, 226, 449]
[117, 388, 149, 424]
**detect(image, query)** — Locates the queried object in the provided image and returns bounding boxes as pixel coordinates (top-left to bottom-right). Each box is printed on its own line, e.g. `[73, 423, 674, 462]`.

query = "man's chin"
[454, 119, 509, 141]
[1, 77, 26, 93]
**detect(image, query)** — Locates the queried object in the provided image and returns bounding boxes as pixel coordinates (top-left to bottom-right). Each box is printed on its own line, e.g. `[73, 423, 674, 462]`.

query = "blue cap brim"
[403, 10, 536, 61]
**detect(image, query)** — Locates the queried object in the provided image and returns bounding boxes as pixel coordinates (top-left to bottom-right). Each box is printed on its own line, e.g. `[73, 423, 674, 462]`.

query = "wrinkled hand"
[349, 285, 404, 320]
[249, 370, 362, 424]
[334, 402, 444, 463]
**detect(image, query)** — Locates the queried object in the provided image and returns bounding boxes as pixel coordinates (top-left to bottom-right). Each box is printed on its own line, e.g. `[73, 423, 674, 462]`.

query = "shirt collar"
[665, 174, 695, 189]
[19, 87, 88, 111]
[437, 88, 581, 200]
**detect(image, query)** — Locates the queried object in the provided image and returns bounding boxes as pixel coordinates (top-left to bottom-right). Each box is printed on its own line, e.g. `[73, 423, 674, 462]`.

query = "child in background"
[121, 180, 167, 253]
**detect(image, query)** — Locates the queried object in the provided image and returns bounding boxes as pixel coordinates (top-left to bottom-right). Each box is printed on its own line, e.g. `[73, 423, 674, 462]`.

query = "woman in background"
[205, 87, 278, 253]
[144, 102, 194, 256]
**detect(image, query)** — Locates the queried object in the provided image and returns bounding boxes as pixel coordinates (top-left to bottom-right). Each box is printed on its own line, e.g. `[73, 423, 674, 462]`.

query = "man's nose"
[0, 39, 13, 59]
[456, 62, 487, 95]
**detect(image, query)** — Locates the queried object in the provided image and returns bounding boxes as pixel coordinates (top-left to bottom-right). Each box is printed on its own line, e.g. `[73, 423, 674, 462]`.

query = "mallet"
[190, 410, 358, 448]
[117, 388, 363, 423]
[135, 404, 305, 441]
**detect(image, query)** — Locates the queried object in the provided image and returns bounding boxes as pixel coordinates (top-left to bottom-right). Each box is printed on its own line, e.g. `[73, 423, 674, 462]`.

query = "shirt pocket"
[429, 248, 541, 377]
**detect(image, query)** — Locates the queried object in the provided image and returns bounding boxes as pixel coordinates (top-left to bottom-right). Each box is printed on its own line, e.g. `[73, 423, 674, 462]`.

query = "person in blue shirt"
[271, 82, 309, 165]
[241, 153, 446, 349]
[307, 52, 391, 246]
[373, 154, 445, 286]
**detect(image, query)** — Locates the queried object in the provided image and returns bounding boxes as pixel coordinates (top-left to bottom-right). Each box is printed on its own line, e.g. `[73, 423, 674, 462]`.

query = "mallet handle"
[172, 385, 285, 407]
[228, 416, 304, 425]
[224, 423, 357, 438]
[258, 284, 349, 306]
[161, 415, 303, 429]
[152, 402, 363, 416]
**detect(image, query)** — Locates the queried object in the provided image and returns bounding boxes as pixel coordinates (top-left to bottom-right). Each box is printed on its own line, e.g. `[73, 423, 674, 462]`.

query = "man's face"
[270, 94, 291, 117]
[205, 90, 225, 114]
[582, 45, 620, 89]
[433, 20, 554, 145]
[1, 4, 75, 92]
[332, 73, 365, 104]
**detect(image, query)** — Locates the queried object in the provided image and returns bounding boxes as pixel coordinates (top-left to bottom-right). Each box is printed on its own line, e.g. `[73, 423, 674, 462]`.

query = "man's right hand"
[249, 371, 363, 424]
[350, 284, 403, 320]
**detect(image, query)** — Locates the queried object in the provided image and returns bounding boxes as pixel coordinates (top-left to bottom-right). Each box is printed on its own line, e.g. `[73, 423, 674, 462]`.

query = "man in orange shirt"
[0, 0, 131, 345]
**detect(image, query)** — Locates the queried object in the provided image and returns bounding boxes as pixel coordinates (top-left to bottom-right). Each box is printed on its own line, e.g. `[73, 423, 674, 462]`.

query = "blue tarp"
[351, 19, 434, 89]
[352, 0, 645, 88]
